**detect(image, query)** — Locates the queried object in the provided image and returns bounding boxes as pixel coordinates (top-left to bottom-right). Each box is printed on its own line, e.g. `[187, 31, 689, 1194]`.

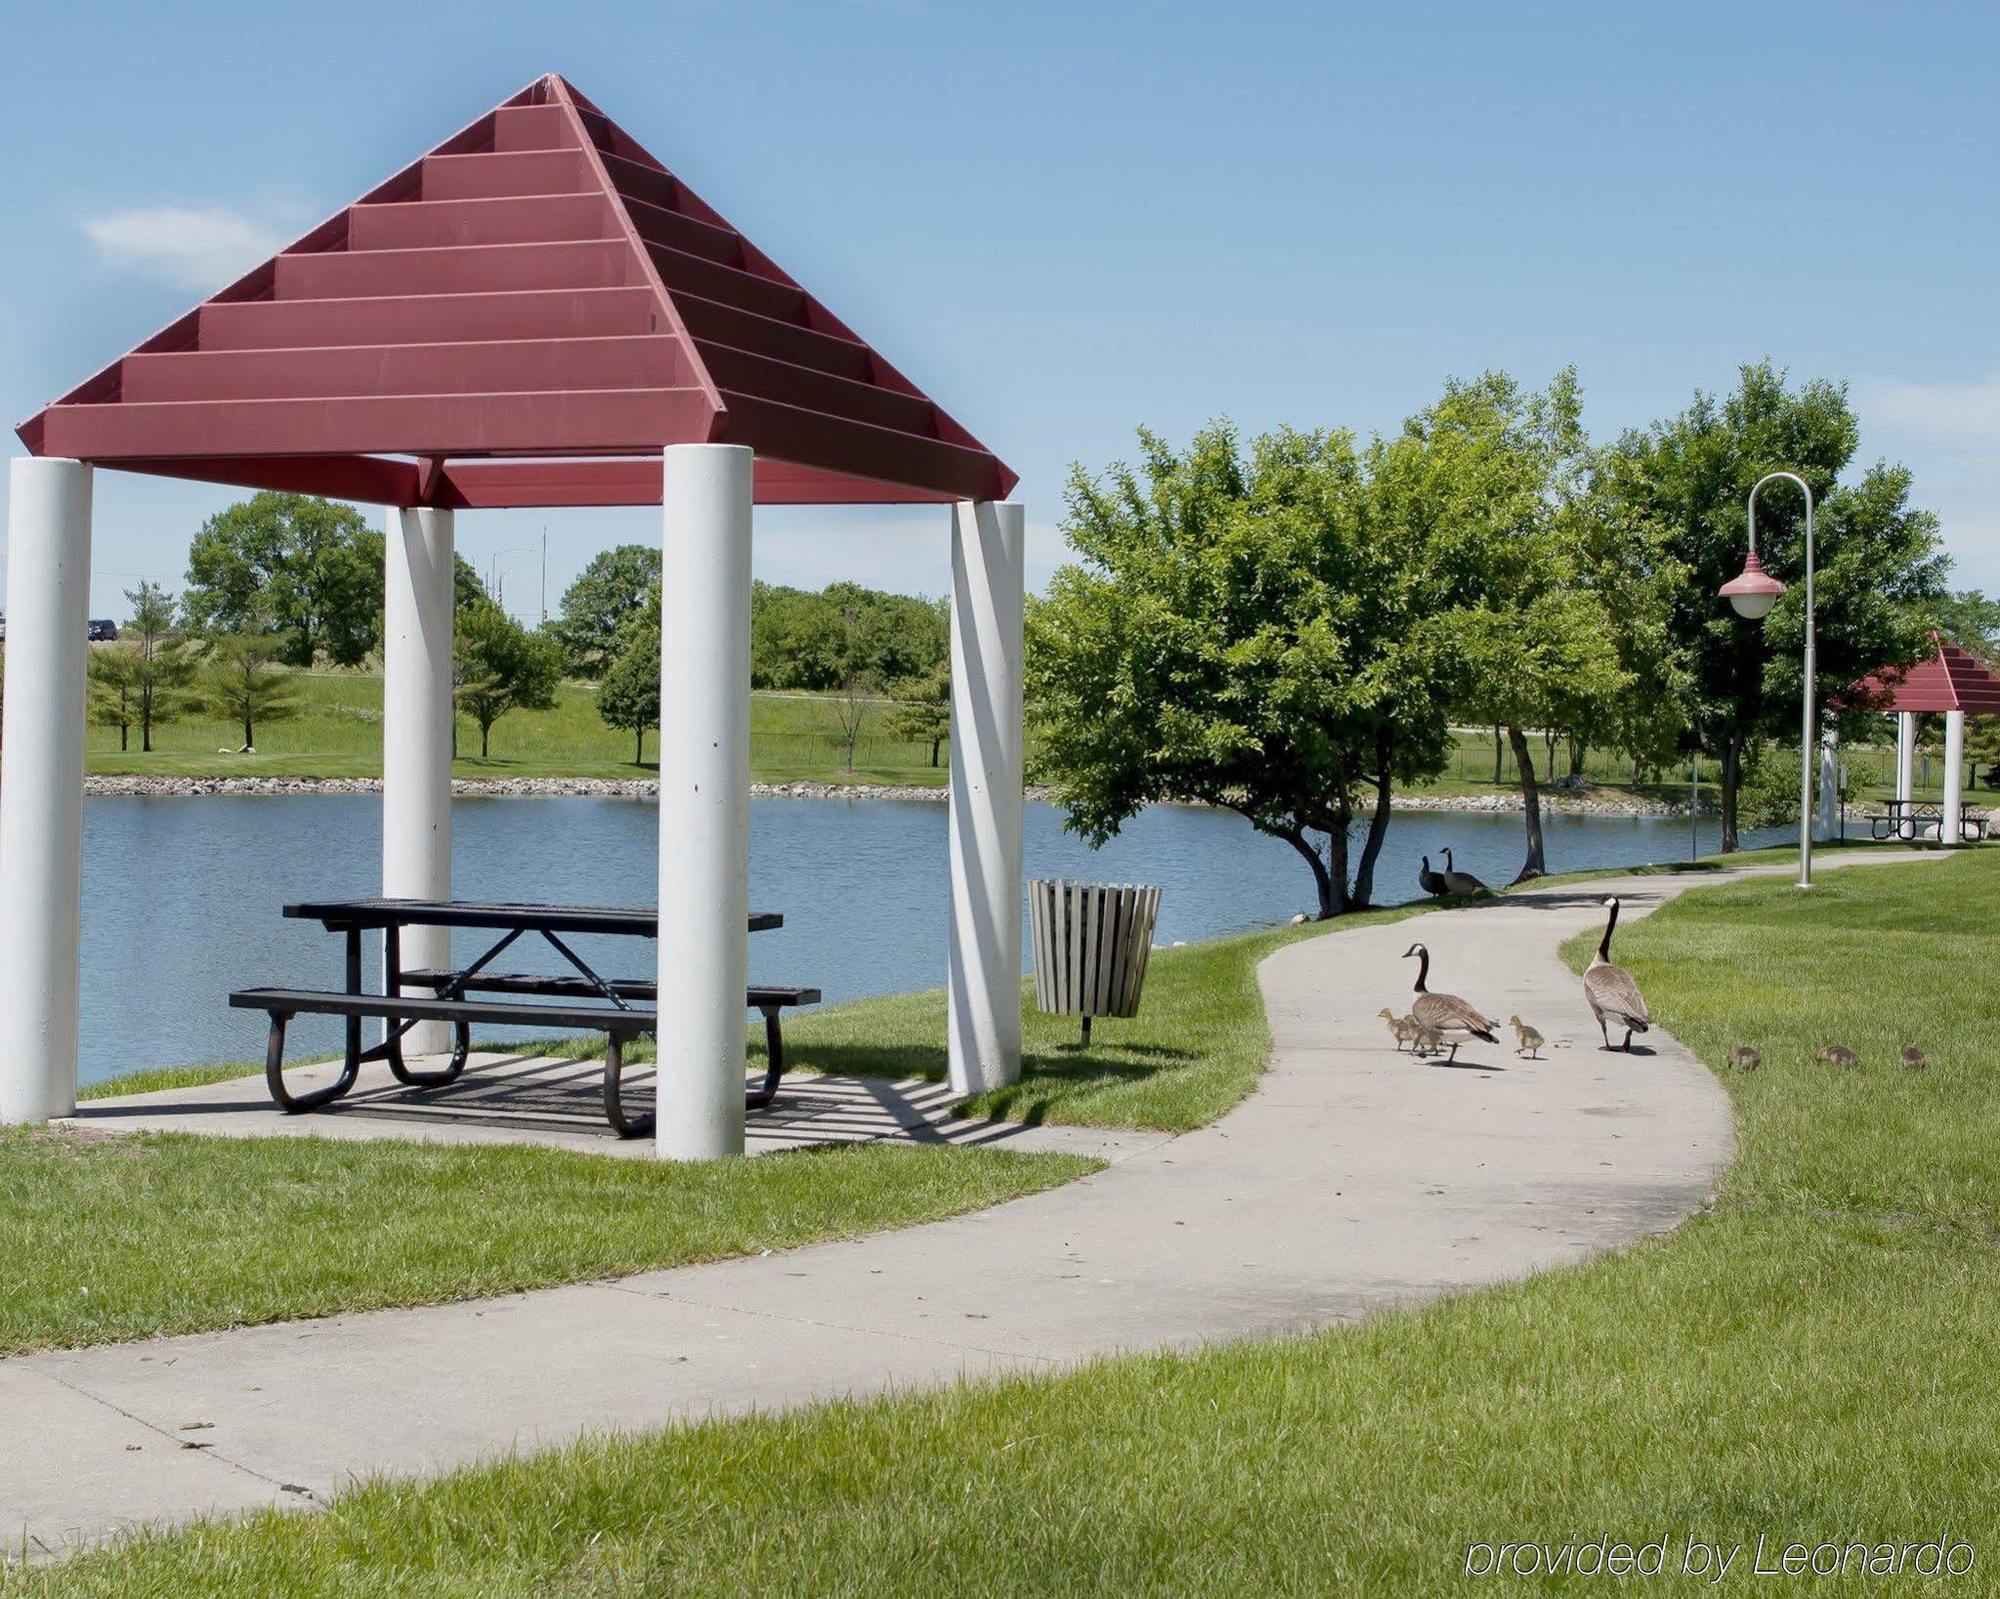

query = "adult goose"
[1402, 943, 1499, 1062]
[1439, 847, 1492, 898]
[1417, 855, 1448, 897]
[1583, 896, 1651, 1051]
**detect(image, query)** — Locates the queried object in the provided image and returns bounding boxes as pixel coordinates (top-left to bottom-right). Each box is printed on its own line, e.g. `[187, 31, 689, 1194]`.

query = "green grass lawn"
[85, 673, 955, 788]
[26, 852, 1999, 1595]
[0, 1136, 1091, 1358]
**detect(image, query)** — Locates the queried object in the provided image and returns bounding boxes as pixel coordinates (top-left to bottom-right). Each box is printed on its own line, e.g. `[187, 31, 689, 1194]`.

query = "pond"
[77, 794, 1784, 1086]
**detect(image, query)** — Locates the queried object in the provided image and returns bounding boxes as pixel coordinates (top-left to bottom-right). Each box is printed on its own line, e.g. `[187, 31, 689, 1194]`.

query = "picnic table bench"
[229, 899, 817, 1138]
[1864, 799, 1990, 843]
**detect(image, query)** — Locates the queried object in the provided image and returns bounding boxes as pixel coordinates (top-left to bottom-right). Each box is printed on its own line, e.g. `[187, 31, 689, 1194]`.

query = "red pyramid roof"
[16, 76, 1013, 509]
[1853, 632, 2000, 714]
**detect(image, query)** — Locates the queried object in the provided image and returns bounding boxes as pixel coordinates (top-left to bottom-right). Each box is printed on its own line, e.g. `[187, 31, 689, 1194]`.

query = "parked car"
[0, 614, 7, 642]
[87, 619, 119, 641]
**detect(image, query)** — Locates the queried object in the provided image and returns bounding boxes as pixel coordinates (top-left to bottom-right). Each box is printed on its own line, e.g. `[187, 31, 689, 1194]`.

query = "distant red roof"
[15, 75, 1014, 510]
[1853, 632, 2000, 714]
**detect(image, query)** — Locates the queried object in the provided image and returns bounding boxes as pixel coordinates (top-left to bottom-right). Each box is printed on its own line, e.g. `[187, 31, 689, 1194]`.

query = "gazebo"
[1853, 631, 2000, 842]
[0, 75, 1024, 1158]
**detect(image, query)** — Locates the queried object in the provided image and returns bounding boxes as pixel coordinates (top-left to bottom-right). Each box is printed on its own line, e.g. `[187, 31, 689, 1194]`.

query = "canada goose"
[1377, 1008, 1419, 1051]
[1816, 1045, 1860, 1069]
[1402, 943, 1498, 1062]
[1417, 855, 1448, 898]
[1438, 847, 1492, 897]
[1582, 897, 1651, 1051]
[1508, 1015, 1544, 1058]
[1901, 1044, 1927, 1070]
[1728, 1046, 1761, 1073]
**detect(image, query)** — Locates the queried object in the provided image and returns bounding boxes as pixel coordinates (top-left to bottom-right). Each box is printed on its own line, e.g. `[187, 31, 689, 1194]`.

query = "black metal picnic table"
[229, 899, 808, 1138]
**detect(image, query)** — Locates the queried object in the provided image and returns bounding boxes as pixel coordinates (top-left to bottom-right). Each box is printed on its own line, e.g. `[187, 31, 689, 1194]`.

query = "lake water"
[77, 795, 1784, 1086]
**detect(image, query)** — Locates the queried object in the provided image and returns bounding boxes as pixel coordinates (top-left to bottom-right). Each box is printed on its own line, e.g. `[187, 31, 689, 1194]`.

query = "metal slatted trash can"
[1029, 880, 1163, 1045]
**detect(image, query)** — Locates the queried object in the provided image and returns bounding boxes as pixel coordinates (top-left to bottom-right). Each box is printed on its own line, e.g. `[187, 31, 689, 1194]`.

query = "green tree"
[750, 583, 947, 691]
[87, 649, 140, 751]
[202, 632, 300, 749]
[550, 545, 661, 679]
[888, 659, 951, 767]
[1029, 421, 1463, 919]
[118, 581, 198, 753]
[1430, 371, 1640, 880]
[595, 623, 661, 765]
[1929, 589, 2000, 664]
[182, 492, 381, 667]
[1601, 362, 1947, 850]
[454, 600, 562, 760]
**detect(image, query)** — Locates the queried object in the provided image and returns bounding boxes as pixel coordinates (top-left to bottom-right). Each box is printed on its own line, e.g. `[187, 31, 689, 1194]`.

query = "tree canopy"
[182, 492, 381, 668]
[750, 582, 947, 692]
[1601, 361, 1946, 846]
[548, 545, 662, 679]
[1029, 420, 1470, 918]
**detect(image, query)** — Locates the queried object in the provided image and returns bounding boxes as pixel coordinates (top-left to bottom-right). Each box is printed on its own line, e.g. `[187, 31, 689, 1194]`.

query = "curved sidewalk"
[8, 863, 1836, 1560]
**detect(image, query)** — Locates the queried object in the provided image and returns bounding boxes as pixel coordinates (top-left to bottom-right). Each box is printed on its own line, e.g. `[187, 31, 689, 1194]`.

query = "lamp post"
[1718, 469, 1814, 888]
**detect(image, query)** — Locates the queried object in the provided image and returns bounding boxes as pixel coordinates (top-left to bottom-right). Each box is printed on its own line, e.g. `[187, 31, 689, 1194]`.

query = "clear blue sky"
[3, 0, 1995, 619]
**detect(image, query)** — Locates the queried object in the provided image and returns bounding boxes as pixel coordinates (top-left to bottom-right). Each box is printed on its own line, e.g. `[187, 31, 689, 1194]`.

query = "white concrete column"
[1817, 726, 1839, 840]
[656, 445, 753, 1159]
[947, 501, 1025, 1096]
[383, 505, 456, 1054]
[0, 458, 93, 1123]
[1943, 709, 1966, 844]
[1894, 711, 1916, 836]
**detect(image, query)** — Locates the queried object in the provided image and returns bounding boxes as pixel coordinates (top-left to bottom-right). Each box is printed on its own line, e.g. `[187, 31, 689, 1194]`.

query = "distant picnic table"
[230, 899, 815, 1138]
[1865, 798, 1990, 843]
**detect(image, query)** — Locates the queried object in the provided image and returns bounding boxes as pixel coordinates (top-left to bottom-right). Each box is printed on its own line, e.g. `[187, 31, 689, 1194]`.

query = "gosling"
[1728, 1046, 1761, 1073]
[1900, 1044, 1927, 1071]
[1378, 1008, 1419, 1052]
[1413, 1022, 1445, 1058]
[1816, 1045, 1860, 1069]
[1508, 1016, 1545, 1059]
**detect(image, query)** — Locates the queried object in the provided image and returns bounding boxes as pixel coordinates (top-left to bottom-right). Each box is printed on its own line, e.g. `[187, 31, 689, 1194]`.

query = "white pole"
[383, 506, 456, 1054]
[1818, 726, 1839, 840]
[1895, 711, 1917, 836]
[0, 458, 93, 1123]
[656, 444, 753, 1159]
[947, 501, 1025, 1096]
[1943, 709, 1966, 844]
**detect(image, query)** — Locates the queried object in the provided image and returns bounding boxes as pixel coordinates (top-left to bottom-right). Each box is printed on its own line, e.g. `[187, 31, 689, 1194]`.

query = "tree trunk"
[930, 737, 942, 767]
[481, 721, 491, 759]
[1507, 725, 1547, 882]
[119, 725, 128, 753]
[1720, 735, 1742, 853]
[1327, 794, 1356, 915]
[242, 714, 253, 748]
[1492, 725, 1503, 784]
[1351, 774, 1394, 909]
[635, 727, 645, 765]
[1542, 728, 1557, 774]
[1568, 736, 1586, 779]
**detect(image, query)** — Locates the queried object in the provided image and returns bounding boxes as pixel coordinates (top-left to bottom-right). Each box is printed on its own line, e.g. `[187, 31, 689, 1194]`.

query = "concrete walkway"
[10, 860, 1903, 1561]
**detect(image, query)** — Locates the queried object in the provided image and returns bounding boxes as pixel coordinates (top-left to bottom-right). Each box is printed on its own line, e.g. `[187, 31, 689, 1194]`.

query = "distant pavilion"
[1850, 632, 2000, 841]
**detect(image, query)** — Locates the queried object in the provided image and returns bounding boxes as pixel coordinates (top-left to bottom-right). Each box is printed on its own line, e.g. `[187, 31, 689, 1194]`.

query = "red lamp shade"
[1720, 551, 1786, 619]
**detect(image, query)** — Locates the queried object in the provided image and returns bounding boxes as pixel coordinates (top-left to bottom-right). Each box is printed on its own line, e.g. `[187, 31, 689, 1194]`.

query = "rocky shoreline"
[79, 773, 1717, 817]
